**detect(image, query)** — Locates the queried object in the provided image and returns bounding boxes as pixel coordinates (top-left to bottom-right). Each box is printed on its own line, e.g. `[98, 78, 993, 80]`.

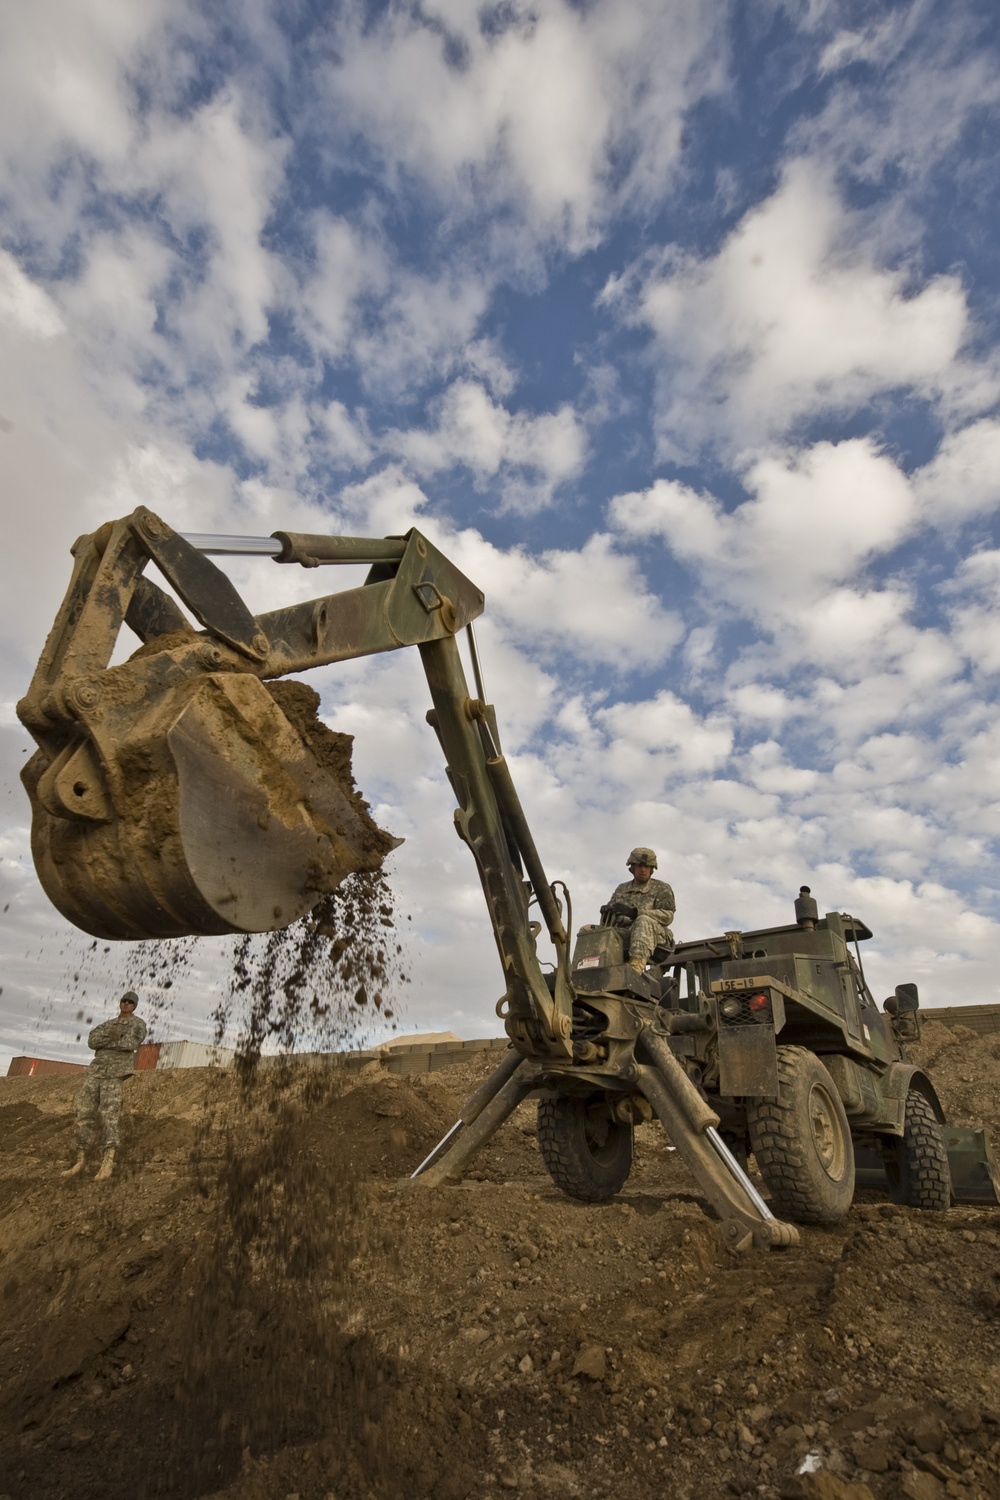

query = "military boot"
[61, 1151, 86, 1178]
[94, 1148, 116, 1181]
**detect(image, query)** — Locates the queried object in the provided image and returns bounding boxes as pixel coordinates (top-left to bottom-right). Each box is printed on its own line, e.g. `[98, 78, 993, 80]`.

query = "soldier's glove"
[601, 901, 638, 926]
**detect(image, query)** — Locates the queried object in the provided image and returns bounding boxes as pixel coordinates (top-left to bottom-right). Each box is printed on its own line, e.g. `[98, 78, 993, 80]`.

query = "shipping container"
[135, 1043, 162, 1071]
[6, 1056, 87, 1077]
[155, 1040, 234, 1070]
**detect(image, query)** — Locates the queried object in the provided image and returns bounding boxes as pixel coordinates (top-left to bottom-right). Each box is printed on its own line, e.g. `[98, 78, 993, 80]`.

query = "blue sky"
[2, 0, 1000, 1069]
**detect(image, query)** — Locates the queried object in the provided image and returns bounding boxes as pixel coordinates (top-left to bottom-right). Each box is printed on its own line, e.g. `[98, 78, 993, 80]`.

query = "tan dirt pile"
[1, 1020, 999, 1500]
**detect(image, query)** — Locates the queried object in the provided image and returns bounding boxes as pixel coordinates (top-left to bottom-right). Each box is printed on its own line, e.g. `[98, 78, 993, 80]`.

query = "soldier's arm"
[88, 1018, 144, 1051]
[87, 1019, 121, 1050]
[653, 883, 676, 921]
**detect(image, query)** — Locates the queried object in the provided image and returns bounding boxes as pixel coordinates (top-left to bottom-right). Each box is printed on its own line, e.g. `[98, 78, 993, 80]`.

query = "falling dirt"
[216, 869, 409, 1078]
[2, 1017, 999, 1500]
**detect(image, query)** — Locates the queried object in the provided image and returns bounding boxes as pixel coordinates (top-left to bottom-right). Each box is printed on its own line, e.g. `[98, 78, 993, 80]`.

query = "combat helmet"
[626, 847, 657, 869]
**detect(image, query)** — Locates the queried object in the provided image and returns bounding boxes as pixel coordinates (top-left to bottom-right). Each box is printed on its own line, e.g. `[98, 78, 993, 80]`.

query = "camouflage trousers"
[76, 1071, 126, 1151]
[626, 910, 675, 966]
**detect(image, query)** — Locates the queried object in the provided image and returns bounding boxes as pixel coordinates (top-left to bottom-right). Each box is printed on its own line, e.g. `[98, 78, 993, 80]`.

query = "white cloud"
[818, 14, 915, 75]
[0, 251, 66, 339]
[446, 530, 683, 668]
[320, 401, 374, 469]
[804, 7, 1000, 192]
[383, 379, 586, 504]
[942, 550, 1000, 677]
[606, 161, 974, 457]
[597, 691, 733, 776]
[324, 0, 726, 255]
[611, 438, 916, 613]
[913, 419, 1000, 523]
[610, 437, 972, 742]
[143, 92, 288, 360]
[300, 214, 389, 361]
[0, 0, 172, 187]
[728, 686, 798, 730]
[332, 468, 682, 668]
[350, 270, 491, 397]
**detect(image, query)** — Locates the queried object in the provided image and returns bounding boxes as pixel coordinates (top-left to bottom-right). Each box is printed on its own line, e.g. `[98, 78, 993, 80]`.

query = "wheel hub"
[809, 1082, 847, 1179]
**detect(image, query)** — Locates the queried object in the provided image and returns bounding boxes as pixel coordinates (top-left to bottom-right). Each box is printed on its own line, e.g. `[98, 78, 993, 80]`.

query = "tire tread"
[896, 1090, 951, 1210]
[748, 1046, 855, 1225]
[536, 1095, 632, 1203]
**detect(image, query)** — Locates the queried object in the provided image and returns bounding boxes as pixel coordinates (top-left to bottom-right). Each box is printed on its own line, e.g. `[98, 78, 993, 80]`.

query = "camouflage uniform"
[76, 1014, 147, 1152]
[605, 876, 676, 967]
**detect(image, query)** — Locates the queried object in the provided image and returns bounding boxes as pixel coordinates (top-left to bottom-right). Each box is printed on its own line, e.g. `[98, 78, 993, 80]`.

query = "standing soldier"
[62, 991, 147, 1181]
[602, 847, 676, 974]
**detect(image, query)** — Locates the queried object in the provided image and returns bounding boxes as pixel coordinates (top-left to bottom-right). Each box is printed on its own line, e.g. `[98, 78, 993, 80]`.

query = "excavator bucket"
[23, 670, 396, 940]
[18, 510, 402, 940]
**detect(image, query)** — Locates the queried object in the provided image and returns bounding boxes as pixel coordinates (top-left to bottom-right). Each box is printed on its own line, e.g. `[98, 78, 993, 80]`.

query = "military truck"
[568, 886, 988, 1221]
[18, 511, 998, 1251]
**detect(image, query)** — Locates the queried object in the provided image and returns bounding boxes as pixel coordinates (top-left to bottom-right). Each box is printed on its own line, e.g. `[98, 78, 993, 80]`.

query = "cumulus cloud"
[609, 437, 974, 752]
[0, 0, 175, 202]
[913, 419, 1000, 523]
[331, 466, 683, 668]
[940, 548, 1000, 677]
[322, 0, 726, 255]
[805, 4, 1000, 190]
[605, 161, 974, 458]
[0, 251, 66, 339]
[383, 379, 586, 507]
[611, 437, 916, 613]
[2, 1, 1000, 1072]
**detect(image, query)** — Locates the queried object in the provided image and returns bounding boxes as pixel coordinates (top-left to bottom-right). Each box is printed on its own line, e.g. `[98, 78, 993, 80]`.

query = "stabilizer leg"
[412, 1058, 539, 1188]
[636, 1027, 799, 1251]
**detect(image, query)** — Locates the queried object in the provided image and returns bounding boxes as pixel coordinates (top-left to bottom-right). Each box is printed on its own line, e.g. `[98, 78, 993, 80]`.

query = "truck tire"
[884, 1090, 951, 1210]
[536, 1094, 633, 1202]
[747, 1047, 855, 1225]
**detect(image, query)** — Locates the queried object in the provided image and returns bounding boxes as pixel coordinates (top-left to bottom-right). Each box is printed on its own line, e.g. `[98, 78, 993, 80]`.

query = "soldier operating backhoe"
[601, 847, 675, 975]
[18, 511, 999, 1246]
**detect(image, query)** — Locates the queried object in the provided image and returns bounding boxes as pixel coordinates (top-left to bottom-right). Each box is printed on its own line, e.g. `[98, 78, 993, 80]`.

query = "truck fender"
[880, 1063, 945, 1133]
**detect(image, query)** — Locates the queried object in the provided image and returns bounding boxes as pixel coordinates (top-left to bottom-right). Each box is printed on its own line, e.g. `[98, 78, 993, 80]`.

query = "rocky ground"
[1, 1019, 998, 1500]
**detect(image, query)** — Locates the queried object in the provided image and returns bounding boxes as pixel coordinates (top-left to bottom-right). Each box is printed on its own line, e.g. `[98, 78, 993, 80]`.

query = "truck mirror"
[894, 983, 919, 1013]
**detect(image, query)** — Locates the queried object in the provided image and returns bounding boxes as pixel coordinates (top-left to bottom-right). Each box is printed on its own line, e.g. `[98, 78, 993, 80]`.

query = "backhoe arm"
[18, 509, 573, 1058]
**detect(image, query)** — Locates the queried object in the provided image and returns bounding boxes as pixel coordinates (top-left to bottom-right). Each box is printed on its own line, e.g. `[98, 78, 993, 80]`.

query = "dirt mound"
[909, 1021, 1000, 1134]
[1, 1030, 999, 1500]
